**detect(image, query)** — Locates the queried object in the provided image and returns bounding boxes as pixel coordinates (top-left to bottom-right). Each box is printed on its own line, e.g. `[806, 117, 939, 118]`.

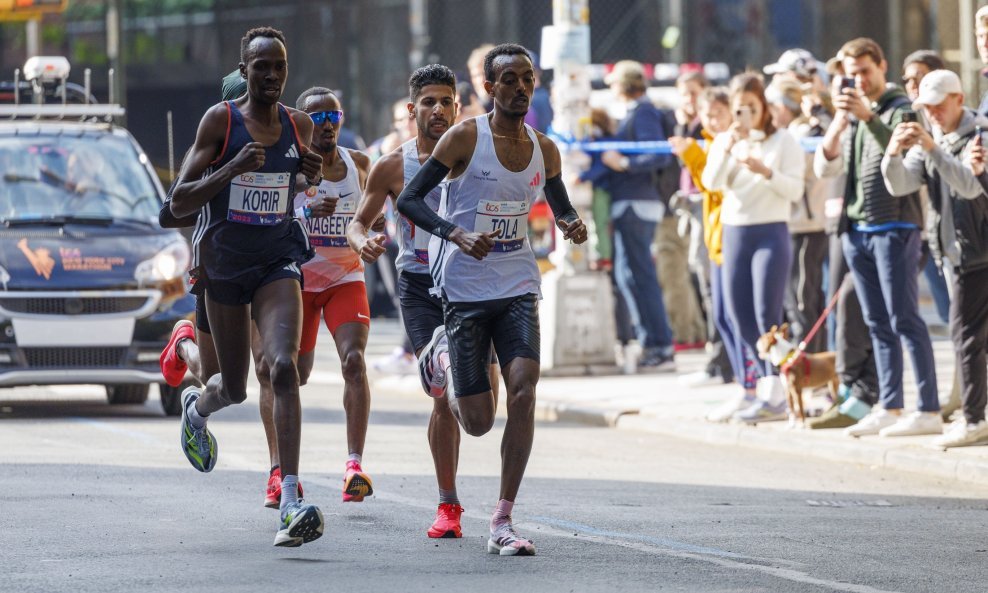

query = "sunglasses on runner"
[310, 110, 344, 125]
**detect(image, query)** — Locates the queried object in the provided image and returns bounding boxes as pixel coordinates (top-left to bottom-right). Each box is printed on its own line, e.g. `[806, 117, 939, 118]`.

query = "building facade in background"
[0, 0, 958, 174]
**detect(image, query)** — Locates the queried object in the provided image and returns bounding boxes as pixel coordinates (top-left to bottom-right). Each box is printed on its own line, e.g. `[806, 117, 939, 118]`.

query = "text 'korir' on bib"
[306, 195, 357, 248]
[228, 172, 291, 225]
[474, 199, 529, 253]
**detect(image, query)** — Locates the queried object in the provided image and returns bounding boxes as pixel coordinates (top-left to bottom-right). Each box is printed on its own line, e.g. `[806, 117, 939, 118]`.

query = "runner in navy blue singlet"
[169, 27, 326, 548]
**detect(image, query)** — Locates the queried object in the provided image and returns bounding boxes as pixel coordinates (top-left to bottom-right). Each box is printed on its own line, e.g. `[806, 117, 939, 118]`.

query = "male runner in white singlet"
[396, 44, 588, 556]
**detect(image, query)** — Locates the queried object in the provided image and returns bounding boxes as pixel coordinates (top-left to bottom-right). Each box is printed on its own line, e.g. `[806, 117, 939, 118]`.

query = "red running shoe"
[427, 503, 463, 538]
[160, 319, 195, 387]
[342, 460, 373, 502]
[264, 466, 304, 509]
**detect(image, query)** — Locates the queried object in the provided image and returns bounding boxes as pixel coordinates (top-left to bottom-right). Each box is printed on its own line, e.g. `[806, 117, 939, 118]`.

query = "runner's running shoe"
[180, 386, 216, 472]
[342, 460, 373, 502]
[264, 466, 304, 509]
[160, 319, 195, 387]
[417, 325, 449, 398]
[427, 503, 463, 538]
[274, 500, 324, 547]
[488, 522, 536, 556]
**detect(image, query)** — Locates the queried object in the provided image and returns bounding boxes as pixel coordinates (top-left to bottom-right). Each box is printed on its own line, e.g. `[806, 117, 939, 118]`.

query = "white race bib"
[228, 172, 290, 225]
[474, 200, 529, 253]
[412, 223, 431, 264]
[306, 196, 357, 248]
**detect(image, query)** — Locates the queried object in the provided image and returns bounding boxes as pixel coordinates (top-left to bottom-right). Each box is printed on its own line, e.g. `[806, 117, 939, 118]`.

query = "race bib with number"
[474, 200, 529, 253]
[228, 172, 290, 225]
[306, 196, 357, 248]
[411, 221, 431, 264]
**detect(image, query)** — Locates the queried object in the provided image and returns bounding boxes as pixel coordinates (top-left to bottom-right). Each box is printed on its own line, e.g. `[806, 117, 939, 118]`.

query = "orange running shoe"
[160, 319, 195, 387]
[264, 466, 304, 509]
[342, 460, 373, 502]
[427, 503, 463, 538]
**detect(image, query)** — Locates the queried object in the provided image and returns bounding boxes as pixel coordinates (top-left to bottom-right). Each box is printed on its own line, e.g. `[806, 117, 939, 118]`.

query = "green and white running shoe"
[180, 386, 217, 472]
[274, 500, 325, 547]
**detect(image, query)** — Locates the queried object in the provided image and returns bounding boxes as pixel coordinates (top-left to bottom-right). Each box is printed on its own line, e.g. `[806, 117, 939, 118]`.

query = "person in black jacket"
[882, 69, 988, 448]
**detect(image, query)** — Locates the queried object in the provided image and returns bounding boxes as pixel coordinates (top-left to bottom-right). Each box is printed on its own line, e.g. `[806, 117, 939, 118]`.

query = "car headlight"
[135, 241, 190, 284]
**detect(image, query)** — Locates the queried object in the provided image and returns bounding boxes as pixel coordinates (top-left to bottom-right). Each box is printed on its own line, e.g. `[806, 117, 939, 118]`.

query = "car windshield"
[0, 134, 161, 223]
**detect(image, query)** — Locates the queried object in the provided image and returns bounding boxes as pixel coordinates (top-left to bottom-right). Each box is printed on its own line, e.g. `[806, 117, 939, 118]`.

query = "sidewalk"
[369, 321, 988, 489]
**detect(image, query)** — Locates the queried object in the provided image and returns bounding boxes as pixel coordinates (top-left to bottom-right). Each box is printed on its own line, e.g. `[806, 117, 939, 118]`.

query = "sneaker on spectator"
[678, 370, 726, 387]
[734, 399, 788, 424]
[878, 411, 943, 437]
[373, 347, 416, 376]
[844, 408, 898, 437]
[931, 419, 988, 449]
[638, 348, 675, 373]
[706, 391, 757, 423]
[807, 404, 857, 430]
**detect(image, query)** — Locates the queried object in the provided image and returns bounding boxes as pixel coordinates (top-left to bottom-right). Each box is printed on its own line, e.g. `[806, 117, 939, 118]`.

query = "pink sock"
[490, 499, 514, 532]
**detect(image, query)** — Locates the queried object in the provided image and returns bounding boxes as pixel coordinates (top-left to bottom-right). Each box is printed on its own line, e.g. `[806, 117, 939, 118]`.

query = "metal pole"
[887, 0, 903, 85]
[961, 0, 977, 101]
[667, 0, 685, 64]
[107, 0, 127, 123]
[541, 0, 618, 371]
[25, 19, 40, 58]
[167, 110, 175, 182]
[409, 0, 429, 70]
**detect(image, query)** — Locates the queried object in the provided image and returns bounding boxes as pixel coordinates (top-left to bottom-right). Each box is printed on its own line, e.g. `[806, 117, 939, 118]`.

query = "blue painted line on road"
[531, 515, 745, 559]
[71, 417, 163, 446]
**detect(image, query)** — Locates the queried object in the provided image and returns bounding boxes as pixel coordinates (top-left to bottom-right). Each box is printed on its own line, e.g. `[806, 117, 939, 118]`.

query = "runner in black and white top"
[169, 27, 326, 548]
[396, 44, 588, 556]
[348, 64, 501, 539]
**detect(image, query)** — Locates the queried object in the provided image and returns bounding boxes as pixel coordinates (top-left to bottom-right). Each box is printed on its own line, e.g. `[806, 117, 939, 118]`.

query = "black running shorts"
[442, 292, 540, 397]
[193, 259, 303, 306]
[398, 272, 445, 354]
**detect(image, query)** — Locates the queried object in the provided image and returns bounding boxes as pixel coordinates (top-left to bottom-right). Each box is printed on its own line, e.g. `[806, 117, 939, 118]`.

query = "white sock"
[187, 398, 208, 429]
[347, 453, 362, 465]
[490, 499, 514, 533]
[280, 475, 299, 509]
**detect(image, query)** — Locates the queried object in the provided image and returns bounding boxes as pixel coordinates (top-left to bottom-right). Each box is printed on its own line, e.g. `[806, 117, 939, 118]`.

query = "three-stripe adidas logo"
[285, 145, 299, 159]
[529, 171, 541, 187]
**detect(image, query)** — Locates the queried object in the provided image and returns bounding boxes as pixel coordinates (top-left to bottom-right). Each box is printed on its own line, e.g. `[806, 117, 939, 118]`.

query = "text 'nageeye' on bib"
[307, 196, 357, 248]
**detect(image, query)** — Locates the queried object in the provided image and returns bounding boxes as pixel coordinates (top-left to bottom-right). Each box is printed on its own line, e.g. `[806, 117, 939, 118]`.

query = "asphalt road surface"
[2, 324, 986, 593]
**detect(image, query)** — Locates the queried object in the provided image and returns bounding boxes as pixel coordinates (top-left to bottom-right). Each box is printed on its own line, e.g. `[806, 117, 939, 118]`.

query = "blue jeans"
[721, 222, 792, 378]
[842, 228, 939, 411]
[613, 208, 673, 351]
[711, 261, 755, 389]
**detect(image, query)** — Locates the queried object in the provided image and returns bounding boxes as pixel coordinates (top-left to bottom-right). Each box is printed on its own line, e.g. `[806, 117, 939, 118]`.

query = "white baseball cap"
[763, 49, 817, 78]
[912, 69, 963, 109]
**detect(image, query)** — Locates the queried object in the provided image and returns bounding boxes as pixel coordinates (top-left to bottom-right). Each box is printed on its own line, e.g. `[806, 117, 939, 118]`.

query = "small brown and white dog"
[755, 323, 839, 425]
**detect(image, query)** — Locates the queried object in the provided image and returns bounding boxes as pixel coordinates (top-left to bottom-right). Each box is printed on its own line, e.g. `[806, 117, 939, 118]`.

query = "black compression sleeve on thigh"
[544, 174, 578, 225]
[396, 157, 457, 240]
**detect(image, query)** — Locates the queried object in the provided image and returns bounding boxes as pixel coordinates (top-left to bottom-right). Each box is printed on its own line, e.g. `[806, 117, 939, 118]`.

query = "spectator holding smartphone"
[882, 69, 988, 447]
[815, 38, 940, 438]
[701, 72, 805, 423]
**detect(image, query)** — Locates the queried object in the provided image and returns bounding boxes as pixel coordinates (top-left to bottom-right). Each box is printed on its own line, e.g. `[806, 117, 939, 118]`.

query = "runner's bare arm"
[171, 104, 264, 219]
[289, 110, 321, 182]
[347, 149, 400, 262]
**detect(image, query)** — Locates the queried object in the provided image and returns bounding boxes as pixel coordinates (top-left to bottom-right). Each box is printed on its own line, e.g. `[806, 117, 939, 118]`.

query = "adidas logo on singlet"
[285, 145, 299, 159]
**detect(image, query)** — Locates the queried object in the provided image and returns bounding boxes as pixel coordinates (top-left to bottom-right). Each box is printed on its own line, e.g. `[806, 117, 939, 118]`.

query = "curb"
[372, 374, 988, 488]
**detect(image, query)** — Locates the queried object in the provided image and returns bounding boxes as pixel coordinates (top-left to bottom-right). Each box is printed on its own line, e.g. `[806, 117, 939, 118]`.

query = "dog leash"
[780, 274, 851, 375]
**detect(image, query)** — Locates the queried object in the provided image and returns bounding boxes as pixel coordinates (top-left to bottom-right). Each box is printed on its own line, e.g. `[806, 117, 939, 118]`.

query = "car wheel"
[105, 384, 150, 405]
[159, 380, 197, 416]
